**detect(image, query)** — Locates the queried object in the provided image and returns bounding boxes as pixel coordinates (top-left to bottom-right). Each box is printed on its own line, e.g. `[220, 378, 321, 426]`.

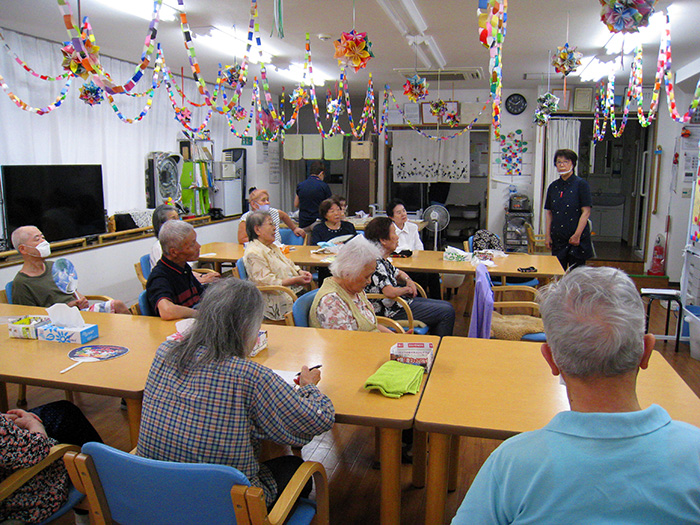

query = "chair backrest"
[138, 290, 154, 316]
[5, 281, 12, 304]
[291, 288, 320, 327]
[279, 228, 304, 246]
[236, 258, 248, 280]
[77, 442, 250, 525]
[140, 254, 152, 280]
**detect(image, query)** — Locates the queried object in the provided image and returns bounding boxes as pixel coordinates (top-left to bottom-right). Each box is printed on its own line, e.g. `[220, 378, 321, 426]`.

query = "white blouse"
[394, 221, 424, 252]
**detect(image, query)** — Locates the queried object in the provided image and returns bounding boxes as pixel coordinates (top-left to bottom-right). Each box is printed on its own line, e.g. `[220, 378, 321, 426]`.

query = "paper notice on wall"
[268, 141, 280, 184]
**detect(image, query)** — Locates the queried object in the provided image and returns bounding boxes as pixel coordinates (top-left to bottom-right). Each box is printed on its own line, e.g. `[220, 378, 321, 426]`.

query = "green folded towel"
[364, 360, 424, 398]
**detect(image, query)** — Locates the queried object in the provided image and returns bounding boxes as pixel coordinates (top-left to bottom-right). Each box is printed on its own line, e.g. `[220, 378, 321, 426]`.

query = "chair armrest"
[257, 285, 298, 303]
[284, 311, 295, 326]
[494, 301, 540, 316]
[134, 262, 147, 289]
[193, 268, 216, 274]
[366, 294, 414, 331]
[0, 444, 80, 502]
[377, 316, 406, 333]
[414, 282, 427, 298]
[492, 285, 538, 297]
[86, 295, 115, 302]
[245, 461, 329, 525]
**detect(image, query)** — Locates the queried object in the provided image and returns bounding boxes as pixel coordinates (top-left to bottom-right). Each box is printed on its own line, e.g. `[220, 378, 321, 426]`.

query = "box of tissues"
[36, 304, 99, 344]
[8, 315, 51, 339]
[249, 330, 268, 357]
[390, 341, 434, 372]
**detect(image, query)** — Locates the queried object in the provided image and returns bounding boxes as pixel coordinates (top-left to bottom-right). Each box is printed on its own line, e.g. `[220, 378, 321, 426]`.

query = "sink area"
[592, 193, 625, 207]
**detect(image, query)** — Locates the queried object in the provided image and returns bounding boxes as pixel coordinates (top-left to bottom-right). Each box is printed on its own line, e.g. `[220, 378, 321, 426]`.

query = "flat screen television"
[1, 164, 106, 243]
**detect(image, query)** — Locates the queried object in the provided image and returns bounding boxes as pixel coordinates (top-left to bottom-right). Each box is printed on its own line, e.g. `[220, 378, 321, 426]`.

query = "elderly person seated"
[137, 278, 334, 508]
[146, 220, 220, 320]
[310, 197, 357, 285]
[10, 226, 130, 314]
[243, 211, 312, 321]
[310, 236, 391, 332]
[453, 266, 700, 524]
[363, 217, 455, 337]
[388, 198, 442, 299]
[149, 204, 179, 267]
[1, 400, 101, 523]
[238, 188, 305, 244]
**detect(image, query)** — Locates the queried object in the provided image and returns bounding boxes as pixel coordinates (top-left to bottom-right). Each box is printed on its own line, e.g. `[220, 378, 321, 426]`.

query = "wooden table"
[415, 338, 700, 524]
[200, 243, 564, 279]
[255, 324, 440, 525]
[0, 304, 175, 447]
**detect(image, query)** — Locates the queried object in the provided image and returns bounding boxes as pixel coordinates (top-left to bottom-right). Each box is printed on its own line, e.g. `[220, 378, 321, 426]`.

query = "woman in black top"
[310, 198, 356, 284]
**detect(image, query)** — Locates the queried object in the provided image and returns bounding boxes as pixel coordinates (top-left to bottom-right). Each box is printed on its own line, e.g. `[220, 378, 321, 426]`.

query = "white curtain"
[541, 118, 581, 218]
[0, 29, 233, 214]
[391, 130, 470, 183]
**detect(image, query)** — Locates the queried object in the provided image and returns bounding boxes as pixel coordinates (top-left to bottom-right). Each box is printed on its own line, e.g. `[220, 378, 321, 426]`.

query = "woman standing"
[544, 149, 593, 270]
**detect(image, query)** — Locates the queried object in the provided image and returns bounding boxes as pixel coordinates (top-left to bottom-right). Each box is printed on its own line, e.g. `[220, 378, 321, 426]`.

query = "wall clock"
[505, 93, 527, 115]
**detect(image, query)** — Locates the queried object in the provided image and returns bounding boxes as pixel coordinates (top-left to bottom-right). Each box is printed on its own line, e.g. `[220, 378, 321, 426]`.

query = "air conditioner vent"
[393, 67, 484, 83]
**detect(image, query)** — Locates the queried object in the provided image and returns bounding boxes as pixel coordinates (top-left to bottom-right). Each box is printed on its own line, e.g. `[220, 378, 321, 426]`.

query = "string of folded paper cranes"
[1, 0, 699, 146]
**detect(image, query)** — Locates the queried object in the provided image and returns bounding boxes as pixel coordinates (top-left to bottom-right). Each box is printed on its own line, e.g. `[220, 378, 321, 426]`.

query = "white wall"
[0, 220, 238, 306]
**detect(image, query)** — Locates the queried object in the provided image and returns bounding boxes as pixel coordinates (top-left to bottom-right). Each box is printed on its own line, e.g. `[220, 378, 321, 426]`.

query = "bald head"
[11, 226, 43, 251]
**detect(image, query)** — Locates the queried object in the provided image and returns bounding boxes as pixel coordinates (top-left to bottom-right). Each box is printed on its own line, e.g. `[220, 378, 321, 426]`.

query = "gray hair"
[11, 226, 38, 250]
[330, 235, 380, 279]
[245, 211, 271, 241]
[159, 220, 194, 256]
[537, 266, 645, 378]
[152, 204, 178, 237]
[167, 279, 264, 373]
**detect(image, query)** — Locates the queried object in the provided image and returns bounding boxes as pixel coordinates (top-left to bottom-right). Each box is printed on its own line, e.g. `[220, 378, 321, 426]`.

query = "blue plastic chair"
[66, 441, 325, 525]
[236, 258, 248, 280]
[140, 254, 152, 280]
[138, 290, 154, 316]
[290, 289, 320, 327]
[5, 281, 12, 304]
[280, 228, 305, 246]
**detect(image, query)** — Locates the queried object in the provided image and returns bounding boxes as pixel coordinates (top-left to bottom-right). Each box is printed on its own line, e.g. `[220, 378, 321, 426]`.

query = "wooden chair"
[64, 442, 328, 525]
[524, 222, 548, 254]
[235, 258, 300, 325]
[0, 444, 87, 524]
[365, 282, 429, 334]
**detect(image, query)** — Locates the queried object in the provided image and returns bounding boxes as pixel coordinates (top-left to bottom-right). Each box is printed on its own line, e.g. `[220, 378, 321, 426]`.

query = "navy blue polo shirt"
[146, 255, 203, 316]
[544, 174, 593, 256]
[296, 175, 331, 228]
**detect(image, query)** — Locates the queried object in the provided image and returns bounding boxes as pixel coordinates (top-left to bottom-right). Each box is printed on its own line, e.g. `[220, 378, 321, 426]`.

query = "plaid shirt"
[137, 341, 335, 505]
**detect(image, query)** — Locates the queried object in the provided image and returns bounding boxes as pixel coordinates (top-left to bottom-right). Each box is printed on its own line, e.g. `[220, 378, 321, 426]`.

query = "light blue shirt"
[452, 405, 700, 524]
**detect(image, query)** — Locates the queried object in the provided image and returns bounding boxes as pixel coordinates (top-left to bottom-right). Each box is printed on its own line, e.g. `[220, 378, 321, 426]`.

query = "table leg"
[379, 427, 402, 525]
[448, 435, 460, 492]
[215, 262, 222, 274]
[0, 381, 8, 413]
[425, 432, 450, 525]
[412, 429, 427, 488]
[124, 398, 143, 449]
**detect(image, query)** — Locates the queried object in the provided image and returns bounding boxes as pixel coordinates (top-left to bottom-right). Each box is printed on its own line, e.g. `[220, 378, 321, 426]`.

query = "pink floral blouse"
[315, 292, 376, 330]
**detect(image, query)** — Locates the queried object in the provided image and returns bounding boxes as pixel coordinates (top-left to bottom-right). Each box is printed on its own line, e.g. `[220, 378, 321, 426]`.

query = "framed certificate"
[574, 88, 593, 112]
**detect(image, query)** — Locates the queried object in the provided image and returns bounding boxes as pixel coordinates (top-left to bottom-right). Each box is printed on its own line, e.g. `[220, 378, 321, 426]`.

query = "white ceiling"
[0, 0, 697, 98]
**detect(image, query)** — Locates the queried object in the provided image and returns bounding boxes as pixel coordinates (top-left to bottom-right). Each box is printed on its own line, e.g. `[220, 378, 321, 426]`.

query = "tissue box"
[249, 330, 268, 357]
[8, 316, 51, 339]
[390, 341, 434, 372]
[37, 323, 99, 344]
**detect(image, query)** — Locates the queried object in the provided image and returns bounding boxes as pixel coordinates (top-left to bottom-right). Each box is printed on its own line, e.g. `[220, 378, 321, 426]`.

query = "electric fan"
[422, 204, 450, 251]
[145, 152, 182, 208]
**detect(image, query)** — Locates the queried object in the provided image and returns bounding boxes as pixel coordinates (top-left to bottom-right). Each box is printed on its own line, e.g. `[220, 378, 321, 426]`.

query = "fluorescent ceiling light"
[193, 27, 277, 65]
[376, 0, 410, 35]
[397, 0, 428, 34]
[92, 0, 180, 22]
[273, 62, 331, 87]
[424, 35, 446, 69]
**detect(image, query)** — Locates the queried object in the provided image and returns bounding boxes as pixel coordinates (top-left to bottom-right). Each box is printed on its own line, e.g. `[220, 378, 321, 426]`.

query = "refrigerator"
[211, 148, 246, 216]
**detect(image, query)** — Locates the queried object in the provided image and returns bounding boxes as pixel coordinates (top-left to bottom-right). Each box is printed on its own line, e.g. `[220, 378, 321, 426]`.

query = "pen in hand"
[295, 364, 322, 377]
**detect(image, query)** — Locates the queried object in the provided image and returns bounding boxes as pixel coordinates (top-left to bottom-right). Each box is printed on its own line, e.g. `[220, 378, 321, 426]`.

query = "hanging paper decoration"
[499, 129, 527, 176]
[290, 87, 309, 109]
[175, 106, 192, 125]
[551, 43, 582, 76]
[78, 80, 103, 106]
[444, 111, 460, 127]
[430, 99, 448, 117]
[333, 30, 374, 72]
[534, 92, 559, 126]
[403, 74, 429, 103]
[61, 39, 100, 79]
[326, 98, 344, 116]
[222, 64, 242, 87]
[477, 0, 507, 139]
[233, 105, 248, 120]
[599, 0, 657, 34]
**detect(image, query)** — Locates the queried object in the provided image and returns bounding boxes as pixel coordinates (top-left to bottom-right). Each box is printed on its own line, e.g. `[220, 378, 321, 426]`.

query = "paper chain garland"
[599, 0, 657, 34]
[477, 0, 507, 139]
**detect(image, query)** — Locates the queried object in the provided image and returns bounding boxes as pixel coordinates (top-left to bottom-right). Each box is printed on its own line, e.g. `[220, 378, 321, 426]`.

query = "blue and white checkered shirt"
[137, 341, 335, 504]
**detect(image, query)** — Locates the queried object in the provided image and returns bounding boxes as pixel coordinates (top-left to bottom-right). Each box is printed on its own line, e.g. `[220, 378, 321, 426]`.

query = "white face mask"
[257, 204, 270, 212]
[34, 240, 51, 258]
